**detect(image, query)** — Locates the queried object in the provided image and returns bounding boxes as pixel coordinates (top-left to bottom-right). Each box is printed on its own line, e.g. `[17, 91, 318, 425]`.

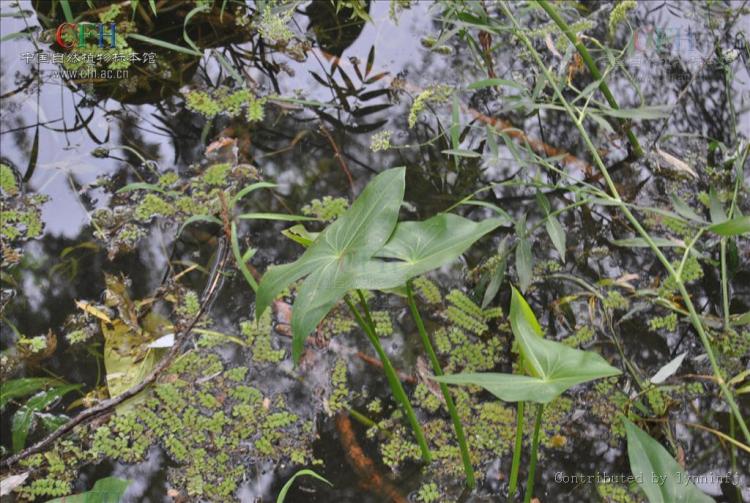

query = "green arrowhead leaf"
[256, 167, 406, 362]
[624, 418, 715, 503]
[368, 213, 504, 286]
[434, 287, 621, 403]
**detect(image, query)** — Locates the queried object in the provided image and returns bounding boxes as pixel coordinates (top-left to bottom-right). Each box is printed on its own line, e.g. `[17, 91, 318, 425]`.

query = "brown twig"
[318, 124, 355, 194]
[0, 239, 230, 472]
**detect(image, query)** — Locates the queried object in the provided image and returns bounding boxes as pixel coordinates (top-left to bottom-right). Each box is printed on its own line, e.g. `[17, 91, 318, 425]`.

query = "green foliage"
[240, 311, 285, 363]
[413, 276, 442, 304]
[256, 3, 295, 43]
[608, 0, 637, 36]
[371, 310, 393, 337]
[302, 196, 349, 221]
[649, 313, 678, 332]
[408, 85, 452, 128]
[624, 418, 715, 502]
[185, 87, 267, 122]
[370, 130, 393, 152]
[327, 359, 350, 414]
[0, 163, 17, 195]
[436, 287, 621, 403]
[276, 469, 332, 503]
[417, 482, 441, 502]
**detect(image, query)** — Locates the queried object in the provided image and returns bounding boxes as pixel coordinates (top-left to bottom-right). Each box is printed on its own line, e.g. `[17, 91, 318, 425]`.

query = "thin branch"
[0, 239, 230, 471]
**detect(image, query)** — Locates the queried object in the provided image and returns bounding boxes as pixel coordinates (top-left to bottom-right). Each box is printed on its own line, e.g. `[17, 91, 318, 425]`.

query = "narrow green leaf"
[231, 182, 277, 208]
[176, 214, 222, 238]
[276, 469, 332, 503]
[183, 4, 209, 54]
[545, 217, 566, 263]
[59, 0, 74, 22]
[669, 195, 704, 223]
[1, 378, 60, 410]
[231, 222, 258, 292]
[12, 384, 80, 452]
[127, 33, 203, 56]
[708, 187, 727, 224]
[599, 105, 672, 120]
[451, 94, 460, 152]
[441, 148, 481, 158]
[482, 238, 508, 308]
[237, 213, 317, 222]
[515, 236, 533, 293]
[467, 78, 525, 90]
[611, 237, 685, 248]
[624, 418, 715, 503]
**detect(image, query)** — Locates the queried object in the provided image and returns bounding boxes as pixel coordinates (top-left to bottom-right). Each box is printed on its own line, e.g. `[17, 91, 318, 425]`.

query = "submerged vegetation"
[1, 0, 749, 502]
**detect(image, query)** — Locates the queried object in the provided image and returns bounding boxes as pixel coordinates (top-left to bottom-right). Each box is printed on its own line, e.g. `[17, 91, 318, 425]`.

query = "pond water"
[1, 1, 749, 502]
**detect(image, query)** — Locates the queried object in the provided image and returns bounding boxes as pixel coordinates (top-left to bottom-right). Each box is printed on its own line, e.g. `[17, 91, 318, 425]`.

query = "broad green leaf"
[371, 213, 503, 285]
[256, 168, 406, 361]
[624, 418, 715, 503]
[46, 476, 131, 503]
[0, 377, 60, 410]
[12, 384, 80, 452]
[276, 469, 332, 503]
[707, 216, 750, 236]
[436, 288, 620, 403]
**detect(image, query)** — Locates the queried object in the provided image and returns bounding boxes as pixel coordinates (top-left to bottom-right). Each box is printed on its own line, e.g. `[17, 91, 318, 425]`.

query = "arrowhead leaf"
[624, 418, 715, 503]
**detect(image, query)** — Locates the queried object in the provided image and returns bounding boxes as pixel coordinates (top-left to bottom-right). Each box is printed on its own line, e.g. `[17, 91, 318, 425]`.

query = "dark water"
[1, 1, 749, 502]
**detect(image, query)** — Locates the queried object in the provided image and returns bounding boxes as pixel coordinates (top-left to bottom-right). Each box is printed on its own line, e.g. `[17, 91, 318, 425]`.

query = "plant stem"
[720, 238, 730, 332]
[536, 0, 644, 158]
[344, 296, 432, 462]
[508, 400, 525, 501]
[405, 282, 476, 488]
[523, 404, 544, 503]
[501, 1, 750, 443]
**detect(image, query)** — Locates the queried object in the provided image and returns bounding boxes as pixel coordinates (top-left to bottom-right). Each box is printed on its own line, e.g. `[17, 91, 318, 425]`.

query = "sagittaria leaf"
[256, 167, 406, 362]
[364, 213, 504, 288]
[624, 418, 715, 503]
[434, 287, 621, 403]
